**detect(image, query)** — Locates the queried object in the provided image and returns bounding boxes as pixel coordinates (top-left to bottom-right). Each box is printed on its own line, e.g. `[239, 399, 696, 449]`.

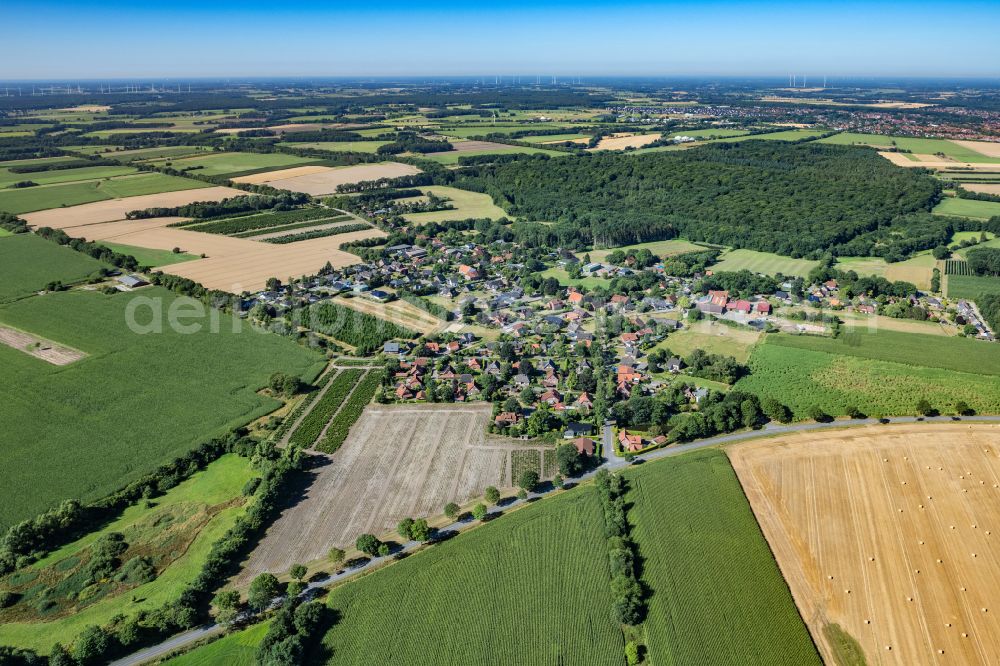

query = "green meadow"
[933, 197, 1000, 220]
[710, 248, 820, 277]
[0, 234, 108, 302]
[0, 172, 209, 214]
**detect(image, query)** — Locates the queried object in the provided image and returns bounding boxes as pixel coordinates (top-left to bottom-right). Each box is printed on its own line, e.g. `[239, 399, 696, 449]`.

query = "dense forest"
[449, 142, 942, 258]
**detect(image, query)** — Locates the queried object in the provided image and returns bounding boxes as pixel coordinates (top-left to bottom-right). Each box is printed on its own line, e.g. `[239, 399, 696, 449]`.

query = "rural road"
[110, 413, 1000, 665]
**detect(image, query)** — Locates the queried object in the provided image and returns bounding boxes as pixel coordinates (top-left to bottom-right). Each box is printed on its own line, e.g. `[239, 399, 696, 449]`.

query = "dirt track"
[0, 324, 85, 365]
[730, 423, 1000, 666]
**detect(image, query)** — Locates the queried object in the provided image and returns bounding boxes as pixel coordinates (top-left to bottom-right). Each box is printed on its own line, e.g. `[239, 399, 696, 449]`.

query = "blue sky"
[4, 0, 1000, 79]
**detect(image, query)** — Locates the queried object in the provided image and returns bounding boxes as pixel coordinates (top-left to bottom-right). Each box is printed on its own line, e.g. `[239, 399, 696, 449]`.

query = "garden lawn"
[627, 449, 821, 666]
[0, 287, 323, 530]
[0, 455, 255, 653]
[0, 234, 108, 302]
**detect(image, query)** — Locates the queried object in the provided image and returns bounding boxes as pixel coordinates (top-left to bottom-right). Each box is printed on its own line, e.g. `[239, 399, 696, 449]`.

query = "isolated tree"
[916, 398, 934, 416]
[377, 543, 390, 557]
[484, 486, 501, 505]
[409, 518, 431, 542]
[287, 579, 306, 599]
[328, 547, 345, 566]
[517, 488, 528, 500]
[356, 534, 381, 557]
[844, 404, 865, 419]
[397, 517, 415, 540]
[248, 572, 282, 612]
[807, 404, 829, 423]
[955, 400, 974, 416]
[213, 589, 241, 626]
[518, 470, 539, 493]
[73, 625, 111, 666]
[553, 474, 564, 488]
[761, 397, 792, 424]
[444, 502, 460, 520]
[471, 503, 488, 521]
[625, 641, 640, 666]
[289, 564, 307, 581]
[556, 444, 583, 477]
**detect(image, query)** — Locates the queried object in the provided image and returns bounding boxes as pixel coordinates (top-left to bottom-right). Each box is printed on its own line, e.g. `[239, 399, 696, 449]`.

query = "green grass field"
[0, 234, 109, 302]
[0, 164, 137, 189]
[946, 274, 1000, 300]
[710, 248, 820, 278]
[402, 185, 509, 223]
[765, 329, 1000, 376]
[149, 151, 319, 177]
[320, 486, 624, 665]
[99, 242, 200, 267]
[0, 455, 255, 652]
[835, 252, 937, 289]
[174, 446, 818, 665]
[98, 146, 213, 162]
[818, 133, 1000, 163]
[279, 140, 390, 154]
[736, 336, 1000, 418]
[653, 320, 762, 364]
[581, 238, 707, 262]
[538, 265, 610, 289]
[933, 197, 1000, 220]
[0, 287, 323, 530]
[517, 133, 591, 144]
[0, 172, 209, 214]
[0, 228, 12, 238]
[164, 622, 271, 666]
[627, 449, 821, 665]
[434, 123, 571, 139]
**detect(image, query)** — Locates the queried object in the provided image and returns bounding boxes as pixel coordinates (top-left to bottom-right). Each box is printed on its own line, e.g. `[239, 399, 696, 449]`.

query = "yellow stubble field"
[729, 423, 1000, 666]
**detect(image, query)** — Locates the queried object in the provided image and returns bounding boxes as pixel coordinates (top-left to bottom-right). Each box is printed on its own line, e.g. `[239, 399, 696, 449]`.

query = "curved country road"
[109, 413, 1000, 666]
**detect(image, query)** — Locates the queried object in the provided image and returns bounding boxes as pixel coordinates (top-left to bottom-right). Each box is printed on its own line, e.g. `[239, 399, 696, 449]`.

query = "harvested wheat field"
[233, 162, 421, 195]
[333, 295, 443, 333]
[963, 183, 1000, 196]
[19, 186, 244, 228]
[21, 213, 383, 292]
[240, 403, 531, 580]
[592, 133, 662, 150]
[879, 152, 1000, 170]
[229, 164, 332, 184]
[0, 325, 85, 365]
[951, 140, 1000, 159]
[729, 423, 1000, 666]
[157, 227, 385, 291]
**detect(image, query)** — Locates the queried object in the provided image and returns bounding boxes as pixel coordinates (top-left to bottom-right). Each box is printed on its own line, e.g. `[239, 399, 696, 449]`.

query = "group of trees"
[966, 247, 1000, 277]
[449, 142, 941, 256]
[126, 193, 308, 220]
[668, 390, 769, 443]
[595, 470, 644, 625]
[376, 132, 453, 155]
